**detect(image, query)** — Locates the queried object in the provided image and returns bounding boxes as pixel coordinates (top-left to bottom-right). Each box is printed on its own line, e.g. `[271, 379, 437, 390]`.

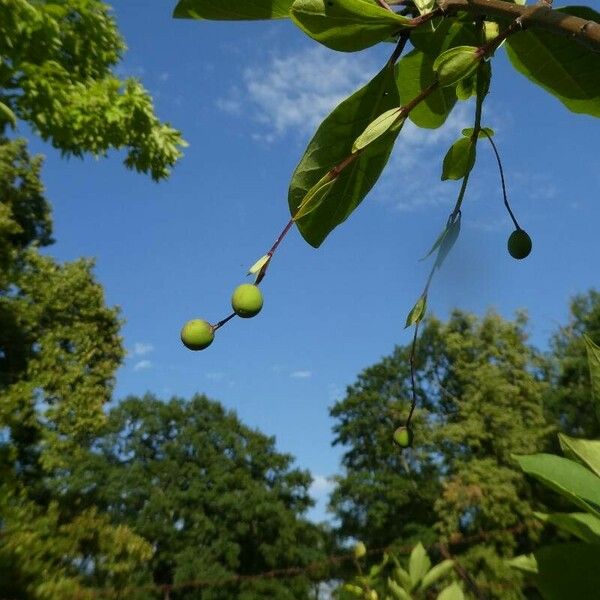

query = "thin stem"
[406, 322, 420, 426]
[439, 544, 488, 600]
[213, 312, 236, 331]
[482, 130, 520, 230]
[388, 30, 411, 65]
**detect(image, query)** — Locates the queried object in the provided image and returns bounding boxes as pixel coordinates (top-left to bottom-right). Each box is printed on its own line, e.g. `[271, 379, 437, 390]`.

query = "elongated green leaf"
[437, 582, 464, 600]
[397, 49, 457, 129]
[408, 542, 431, 587]
[505, 6, 600, 118]
[406, 295, 427, 329]
[290, 0, 410, 52]
[435, 215, 460, 269]
[387, 578, 411, 600]
[584, 334, 600, 416]
[559, 433, 600, 478]
[0, 102, 16, 128]
[288, 64, 400, 247]
[508, 554, 538, 574]
[537, 511, 600, 543]
[173, 0, 293, 19]
[353, 107, 403, 152]
[419, 559, 454, 591]
[294, 176, 335, 219]
[515, 453, 600, 517]
[441, 138, 475, 180]
[535, 543, 600, 600]
[433, 45, 480, 87]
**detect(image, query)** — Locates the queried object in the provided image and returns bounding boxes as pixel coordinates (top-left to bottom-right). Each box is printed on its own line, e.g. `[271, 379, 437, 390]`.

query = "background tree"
[330, 310, 552, 599]
[545, 290, 600, 439]
[67, 394, 327, 599]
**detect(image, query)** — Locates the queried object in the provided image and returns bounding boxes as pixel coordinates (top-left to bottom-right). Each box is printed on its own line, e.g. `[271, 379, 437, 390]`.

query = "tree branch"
[437, 0, 600, 50]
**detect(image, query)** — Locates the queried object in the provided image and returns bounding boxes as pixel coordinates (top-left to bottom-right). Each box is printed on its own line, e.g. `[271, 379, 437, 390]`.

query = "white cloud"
[310, 474, 335, 498]
[133, 360, 152, 372]
[132, 342, 154, 356]
[290, 370, 312, 379]
[219, 45, 375, 140]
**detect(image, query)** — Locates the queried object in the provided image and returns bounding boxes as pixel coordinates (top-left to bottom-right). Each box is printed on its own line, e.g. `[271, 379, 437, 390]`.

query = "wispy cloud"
[132, 342, 154, 356]
[290, 370, 312, 379]
[133, 360, 152, 372]
[218, 46, 375, 140]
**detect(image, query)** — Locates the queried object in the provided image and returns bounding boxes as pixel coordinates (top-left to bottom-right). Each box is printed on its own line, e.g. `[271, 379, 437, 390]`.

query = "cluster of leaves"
[339, 541, 463, 600]
[0, 0, 186, 180]
[510, 336, 600, 600]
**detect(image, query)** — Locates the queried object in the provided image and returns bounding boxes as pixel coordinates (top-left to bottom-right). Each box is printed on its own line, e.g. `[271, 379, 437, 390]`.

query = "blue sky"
[27, 1, 600, 522]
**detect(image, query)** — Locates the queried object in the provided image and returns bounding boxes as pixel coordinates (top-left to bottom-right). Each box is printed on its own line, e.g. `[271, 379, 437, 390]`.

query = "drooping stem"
[482, 130, 520, 230]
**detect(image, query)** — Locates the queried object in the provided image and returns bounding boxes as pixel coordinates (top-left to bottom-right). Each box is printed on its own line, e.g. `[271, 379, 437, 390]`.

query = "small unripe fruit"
[354, 541, 367, 559]
[507, 229, 532, 260]
[181, 319, 214, 351]
[393, 425, 413, 449]
[231, 283, 263, 318]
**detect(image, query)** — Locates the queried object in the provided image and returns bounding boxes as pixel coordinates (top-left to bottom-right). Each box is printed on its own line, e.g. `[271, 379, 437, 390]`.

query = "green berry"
[354, 541, 367, 559]
[507, 229, 532, 260]
[231, 284, 263, 318]
[181, 319, 214, 351]
[393, 426, 413, 449]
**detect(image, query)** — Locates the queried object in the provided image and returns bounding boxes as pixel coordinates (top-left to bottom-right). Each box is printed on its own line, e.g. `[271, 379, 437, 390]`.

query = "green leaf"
[537, 511, 600, 543]
[515, 453, 600, 517]
[248, 254, 271, 275]
[0, 102, 17, 128]
[397, 49, 457, 129]
[558, 433, 600, 478]
[294, 175, 335, 220]
[505, 6, 600, 118]
[173, 0, 293, 19]
[437, 582, 464, 600]
[584, 334, 600, 415]
[406, 295, 427, 329]
[419, 559, 454, 591]
[288, 64, 400, 247]
[290, 0, 410, 52]
[461, 127, 494, 139]
[433, 46, 480, 87]
[534, 543, 600, 600]
[408, 542, 431, 588]
[507, 553, 538, 575]
[353, 107, 403, 152]
[410, 18, 479, 57]
[387, 578, 411, 600]
[441, 138, 475, 180]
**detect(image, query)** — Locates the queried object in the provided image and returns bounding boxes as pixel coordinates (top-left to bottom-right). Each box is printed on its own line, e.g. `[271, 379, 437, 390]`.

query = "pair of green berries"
[180, 284, 263, 351]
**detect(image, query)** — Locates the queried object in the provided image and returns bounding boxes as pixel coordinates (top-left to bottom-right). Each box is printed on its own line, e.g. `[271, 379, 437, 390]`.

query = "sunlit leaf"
[173, 0, 293, 19]
[405, 295, 427, 329]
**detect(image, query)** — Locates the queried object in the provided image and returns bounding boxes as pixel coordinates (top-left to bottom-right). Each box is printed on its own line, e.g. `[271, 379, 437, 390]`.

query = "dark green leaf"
[441, 137, 475, 180]
[515, 453, 600, 517]
[290, 0, 410, 52]
[535, 544, 600, 600]
[397, 49, 457, 129]
[505, 6, 600, 118]
[173, 0, 293, 19]
[410, 17, 479, 56]
[288, 64, 400, 247]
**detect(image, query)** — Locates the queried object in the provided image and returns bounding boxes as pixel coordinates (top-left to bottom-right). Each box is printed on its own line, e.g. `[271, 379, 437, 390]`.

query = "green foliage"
[441, 138, 476, 181]
[290, 0, 410, 52]
[174, 0, 294, 19]
[0, 0, 186, 180]
[337, 542, 460, 600]
[505, 6, 600, 118]
[76, 394, 326, 598]
[288, 63, 400, 247]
